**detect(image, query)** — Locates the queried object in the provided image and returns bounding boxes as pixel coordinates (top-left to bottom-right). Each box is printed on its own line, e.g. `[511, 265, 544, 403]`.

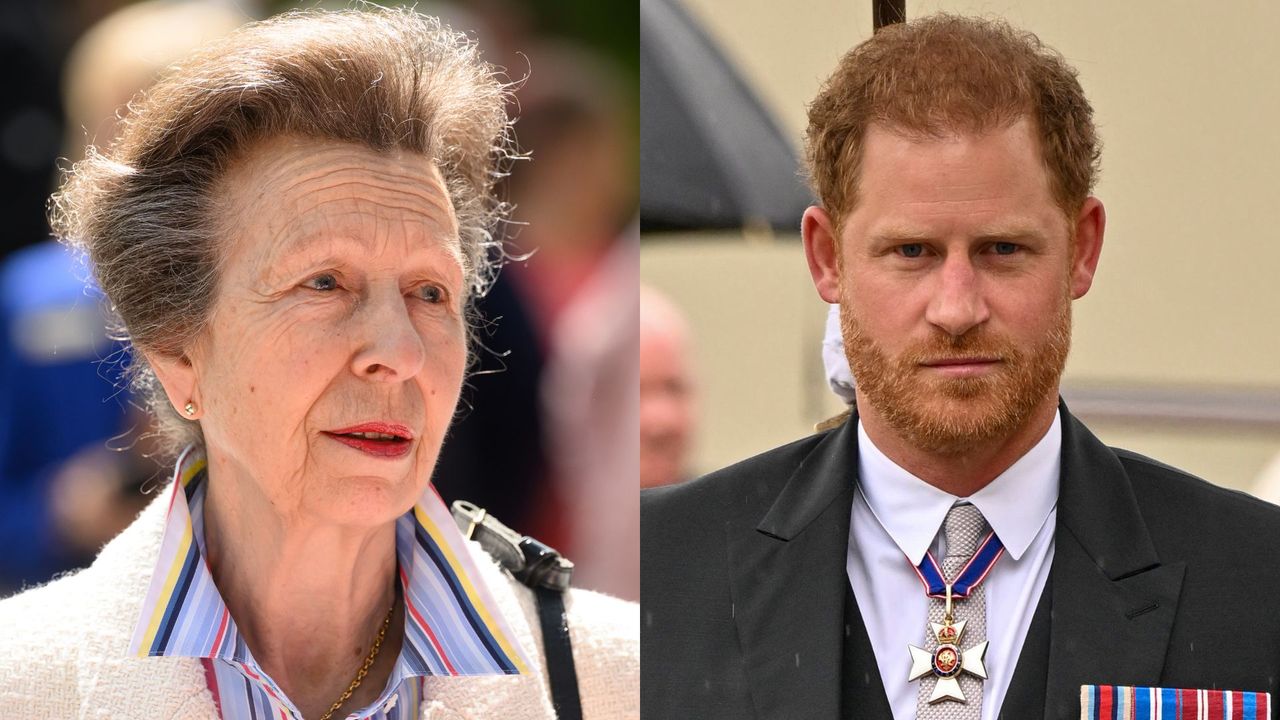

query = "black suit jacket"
[641, 405, 1280, 719]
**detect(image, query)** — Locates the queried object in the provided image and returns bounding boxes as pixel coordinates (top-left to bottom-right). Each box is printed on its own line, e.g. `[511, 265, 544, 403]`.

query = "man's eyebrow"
[867, 224, 1049, 244]
[973, 226, 1049, 243]
[868, 227, 935, 244]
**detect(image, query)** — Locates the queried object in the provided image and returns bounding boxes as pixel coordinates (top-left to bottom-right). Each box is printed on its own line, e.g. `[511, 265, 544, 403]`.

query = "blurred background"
[0, 0, 637, 601]
[640, 0, 1280, 501]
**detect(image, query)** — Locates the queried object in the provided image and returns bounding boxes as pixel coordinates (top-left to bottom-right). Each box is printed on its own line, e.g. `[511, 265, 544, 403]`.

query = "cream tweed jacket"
[0, 492, 639, 719]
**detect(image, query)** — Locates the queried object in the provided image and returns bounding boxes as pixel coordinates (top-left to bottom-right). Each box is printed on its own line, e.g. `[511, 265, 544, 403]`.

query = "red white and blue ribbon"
[911, 530, 1006, 599]
[1080, 685, 1270, 720]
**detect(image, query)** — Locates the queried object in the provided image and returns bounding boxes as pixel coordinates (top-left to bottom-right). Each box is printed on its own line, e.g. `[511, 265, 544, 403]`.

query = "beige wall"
[642, 0, 1280, 492]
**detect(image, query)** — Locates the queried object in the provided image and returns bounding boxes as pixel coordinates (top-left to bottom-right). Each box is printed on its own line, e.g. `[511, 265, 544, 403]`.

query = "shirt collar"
[127, 446, 531, 684]
[856, 409, 1061, 564]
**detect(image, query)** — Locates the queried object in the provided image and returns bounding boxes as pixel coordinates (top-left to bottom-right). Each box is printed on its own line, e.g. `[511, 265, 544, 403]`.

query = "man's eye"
[898, 244, 925, 258]
[993, 242, 1019, 255]
[305, 273, 338, 291]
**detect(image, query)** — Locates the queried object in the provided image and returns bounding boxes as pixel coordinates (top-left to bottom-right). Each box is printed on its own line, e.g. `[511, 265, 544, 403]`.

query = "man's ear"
[1070, 196, 1106, 300]
[803, 205, 843, 303]
[145, 349, 201, 418]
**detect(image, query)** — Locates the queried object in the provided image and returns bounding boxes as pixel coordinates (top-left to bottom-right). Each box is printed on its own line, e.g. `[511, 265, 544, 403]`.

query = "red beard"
[839, 290, 1071, 456]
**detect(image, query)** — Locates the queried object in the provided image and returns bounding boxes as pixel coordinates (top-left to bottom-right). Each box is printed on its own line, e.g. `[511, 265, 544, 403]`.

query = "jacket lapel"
[726, 419, 886, 720]
[841, 582, 894, 719]
[75, 493, 219, 719]
[1038, 408, 1185, 718]
[418, 541, 556, 720]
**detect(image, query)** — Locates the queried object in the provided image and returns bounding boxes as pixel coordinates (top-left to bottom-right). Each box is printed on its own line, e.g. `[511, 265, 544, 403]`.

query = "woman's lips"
[323, 422, 415, 458]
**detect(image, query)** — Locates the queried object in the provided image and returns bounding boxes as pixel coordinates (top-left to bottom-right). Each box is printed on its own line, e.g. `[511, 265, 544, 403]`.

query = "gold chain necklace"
[317, 601, 396, 720]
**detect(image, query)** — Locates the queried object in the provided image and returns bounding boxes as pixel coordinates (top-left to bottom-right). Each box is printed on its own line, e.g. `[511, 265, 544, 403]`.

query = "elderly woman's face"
[172, 137, 467, 525]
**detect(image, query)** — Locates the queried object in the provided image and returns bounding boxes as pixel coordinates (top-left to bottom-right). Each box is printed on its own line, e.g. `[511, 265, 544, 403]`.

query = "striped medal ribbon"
[1080, 685, 1271, 720]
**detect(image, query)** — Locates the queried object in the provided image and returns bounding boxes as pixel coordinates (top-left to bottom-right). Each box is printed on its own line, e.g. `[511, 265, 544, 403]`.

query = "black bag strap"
[535, 585, 584, 720]
[450, 501, 583, 720]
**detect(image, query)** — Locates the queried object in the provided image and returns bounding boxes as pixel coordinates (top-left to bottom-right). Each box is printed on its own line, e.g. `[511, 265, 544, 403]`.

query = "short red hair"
[805, 14, 1100, 224]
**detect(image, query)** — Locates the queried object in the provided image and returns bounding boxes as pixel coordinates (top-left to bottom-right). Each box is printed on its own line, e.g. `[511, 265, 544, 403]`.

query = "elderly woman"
[0, 8, 637, 720]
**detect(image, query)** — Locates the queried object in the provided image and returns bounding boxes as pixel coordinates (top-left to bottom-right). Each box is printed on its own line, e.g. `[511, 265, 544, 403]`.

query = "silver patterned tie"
[915, 503, 989, 719]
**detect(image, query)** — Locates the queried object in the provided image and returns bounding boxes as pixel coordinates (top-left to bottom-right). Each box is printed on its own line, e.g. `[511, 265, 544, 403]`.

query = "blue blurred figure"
[0, 1, 248, 596]
[0, 241, 139, 594]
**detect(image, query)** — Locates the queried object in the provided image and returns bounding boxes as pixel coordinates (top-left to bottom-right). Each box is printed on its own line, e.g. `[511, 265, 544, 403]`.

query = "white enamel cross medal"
[907, 584, 989, 703]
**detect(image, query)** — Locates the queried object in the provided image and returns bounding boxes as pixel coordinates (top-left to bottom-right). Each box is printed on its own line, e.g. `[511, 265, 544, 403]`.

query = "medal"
[905, 530, 1004, 704]
[907, 585, 990, 703]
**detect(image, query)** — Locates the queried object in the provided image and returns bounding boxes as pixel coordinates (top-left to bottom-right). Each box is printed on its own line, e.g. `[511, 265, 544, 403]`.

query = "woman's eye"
[897, 243, 925, 258]
[993, 242, 1019, 255]
[417, 284, 445, 304]
[305, 273, 338, 291]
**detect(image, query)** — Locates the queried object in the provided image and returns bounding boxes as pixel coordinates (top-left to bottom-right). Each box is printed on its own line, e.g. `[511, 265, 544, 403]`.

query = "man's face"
[808, 118, 1101, 455]
[640, 308, 696, 488]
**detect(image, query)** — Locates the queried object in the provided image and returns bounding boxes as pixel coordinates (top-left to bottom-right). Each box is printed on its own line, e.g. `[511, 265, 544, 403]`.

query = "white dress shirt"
[846, 411, 1060, 720]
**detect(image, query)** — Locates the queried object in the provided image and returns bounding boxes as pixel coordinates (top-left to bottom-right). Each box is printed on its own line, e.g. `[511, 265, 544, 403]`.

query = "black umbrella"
[639, 0, 813, 233]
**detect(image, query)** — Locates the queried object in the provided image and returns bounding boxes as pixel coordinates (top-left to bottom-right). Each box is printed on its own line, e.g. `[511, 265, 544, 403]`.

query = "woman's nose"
[349, 288, 426, 381]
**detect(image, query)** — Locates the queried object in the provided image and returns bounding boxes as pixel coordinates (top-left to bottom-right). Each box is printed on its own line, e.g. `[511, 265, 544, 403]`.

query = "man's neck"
[857, 394, 1060, 497]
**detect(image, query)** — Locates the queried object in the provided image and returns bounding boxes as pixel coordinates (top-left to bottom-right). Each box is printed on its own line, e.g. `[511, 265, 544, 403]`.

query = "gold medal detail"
[907, 618, 989, 704]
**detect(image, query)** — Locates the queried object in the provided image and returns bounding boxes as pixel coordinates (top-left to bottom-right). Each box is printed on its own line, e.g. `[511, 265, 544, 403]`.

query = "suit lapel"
[841, 582, 894, 719]
[1039, 408, 1185, 718]
[726, 419, 885, 720]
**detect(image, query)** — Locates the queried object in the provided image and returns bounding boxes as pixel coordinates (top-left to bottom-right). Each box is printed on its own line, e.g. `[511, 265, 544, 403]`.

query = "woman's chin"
[304, 472, 422, 527]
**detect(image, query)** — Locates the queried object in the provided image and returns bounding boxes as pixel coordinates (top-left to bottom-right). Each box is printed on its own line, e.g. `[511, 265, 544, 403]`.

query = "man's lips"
[921, 357, 1000, 367]
[920, 357, 1001, 377]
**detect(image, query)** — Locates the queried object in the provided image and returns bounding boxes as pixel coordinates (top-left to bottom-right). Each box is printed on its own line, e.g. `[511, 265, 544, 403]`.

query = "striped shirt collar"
[128, 446, 529, 711]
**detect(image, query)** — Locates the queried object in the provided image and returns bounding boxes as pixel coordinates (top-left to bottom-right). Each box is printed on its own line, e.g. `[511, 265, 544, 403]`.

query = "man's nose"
[924, 253, 990, 338]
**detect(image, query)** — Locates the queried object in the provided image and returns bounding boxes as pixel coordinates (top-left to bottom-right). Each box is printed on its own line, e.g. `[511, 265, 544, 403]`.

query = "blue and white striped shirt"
[128, 447, 529, 719]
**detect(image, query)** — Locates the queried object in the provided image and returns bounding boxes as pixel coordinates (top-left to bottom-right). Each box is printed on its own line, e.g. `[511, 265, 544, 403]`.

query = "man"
[640, 284, 698, 488]
[641, 14, 1280, 720]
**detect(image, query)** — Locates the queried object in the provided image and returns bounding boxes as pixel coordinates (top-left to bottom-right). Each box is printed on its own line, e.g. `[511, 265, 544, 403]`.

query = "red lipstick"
[323, 422, 414, 459]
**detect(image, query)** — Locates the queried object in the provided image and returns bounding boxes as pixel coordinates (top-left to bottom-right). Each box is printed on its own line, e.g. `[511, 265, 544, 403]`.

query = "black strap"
[536, 585, 583, 720]
[451, 501, 573, 590]
[449, 501, 583, 720]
